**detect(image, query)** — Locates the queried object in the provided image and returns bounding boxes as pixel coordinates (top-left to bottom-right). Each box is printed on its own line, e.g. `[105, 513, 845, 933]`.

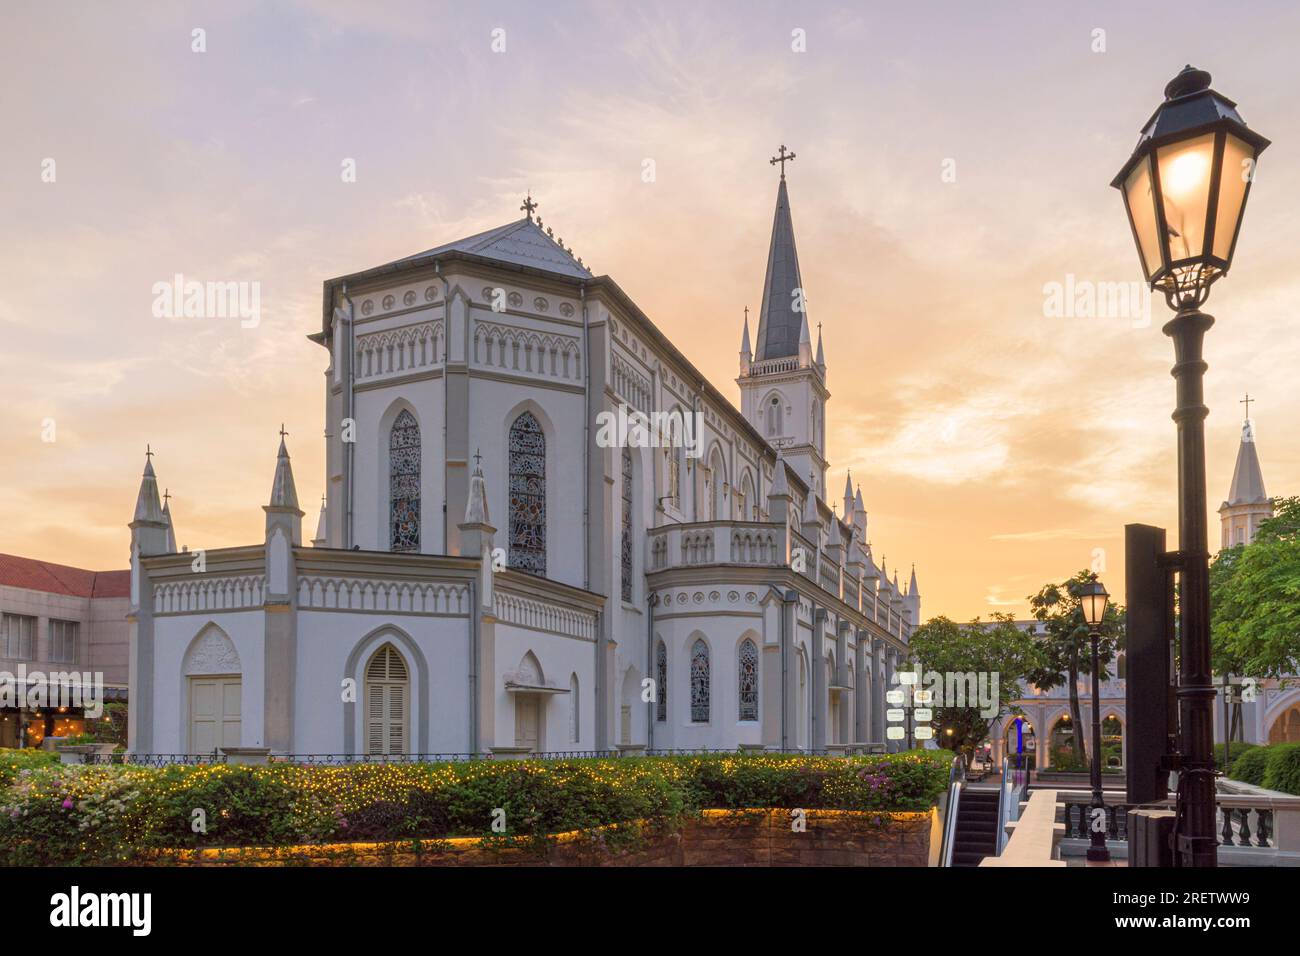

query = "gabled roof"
[1225, 420, 1268, 505]
[0, 553, 129, 599]
[390, 217, 593, 280]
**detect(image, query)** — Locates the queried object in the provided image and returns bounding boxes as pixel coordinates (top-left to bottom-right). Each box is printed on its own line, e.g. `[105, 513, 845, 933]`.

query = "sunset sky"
[3, 1, 1298, 621]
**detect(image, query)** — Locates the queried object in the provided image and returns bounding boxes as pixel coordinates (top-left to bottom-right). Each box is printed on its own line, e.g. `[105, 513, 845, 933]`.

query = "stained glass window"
[621, 447, 634, 602]
[738, 638, 758, 720]
[690, 638, 710, 723]
[389, 409, 420, 552]
[655, 641, 667, 722]
[508, 411, 546, 575]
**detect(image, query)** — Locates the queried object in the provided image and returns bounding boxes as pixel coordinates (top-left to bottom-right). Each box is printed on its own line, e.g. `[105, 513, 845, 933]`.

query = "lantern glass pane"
[1123, 157, 1162, 278]
[1213, 133, 1254, 262]
[1156, 133, 1215, 263]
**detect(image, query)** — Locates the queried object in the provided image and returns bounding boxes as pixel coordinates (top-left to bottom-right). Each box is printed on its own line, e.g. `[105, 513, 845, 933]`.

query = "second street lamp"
[1080, 579, 1111, 863]
[1112, 65, 1270, 868]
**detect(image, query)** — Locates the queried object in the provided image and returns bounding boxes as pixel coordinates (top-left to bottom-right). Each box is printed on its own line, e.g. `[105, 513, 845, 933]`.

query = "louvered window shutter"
[365, 645, 409, 755]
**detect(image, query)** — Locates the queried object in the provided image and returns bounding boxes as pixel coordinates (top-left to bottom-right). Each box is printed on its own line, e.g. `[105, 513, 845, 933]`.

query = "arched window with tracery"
[690, 638, 710, 723]
[389, 409, 420, 552]
[621, 447, 634, 602]
[738, 638, 758, 721]
[655, 641, 667, 722]
[508, 411, 546, 575]
[365, 643, 409, 756]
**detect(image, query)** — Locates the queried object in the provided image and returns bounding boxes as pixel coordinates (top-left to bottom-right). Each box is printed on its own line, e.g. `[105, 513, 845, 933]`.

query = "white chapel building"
[127, 167, 922, 758]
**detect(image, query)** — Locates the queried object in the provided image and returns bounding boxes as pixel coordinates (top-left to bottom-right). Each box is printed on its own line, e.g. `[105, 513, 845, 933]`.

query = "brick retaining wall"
[164, 808, 933, 867]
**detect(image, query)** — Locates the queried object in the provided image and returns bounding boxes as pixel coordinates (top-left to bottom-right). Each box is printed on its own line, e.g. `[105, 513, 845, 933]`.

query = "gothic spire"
[753, 172, 808, 362]
[312, 495, 327, 547]
[464, 451, 491, 525]
[909, 563, 919, 598]
[1226, 415, 1268, 505]
[268, 427, 300, 511]
[133, 448, 165, 524]
[815, 322, 825, 368]
[162, 490, 178, 553]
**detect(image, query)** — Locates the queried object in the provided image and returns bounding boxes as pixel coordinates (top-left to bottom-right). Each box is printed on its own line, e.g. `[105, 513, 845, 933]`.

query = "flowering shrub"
[0, 751, 949, 865]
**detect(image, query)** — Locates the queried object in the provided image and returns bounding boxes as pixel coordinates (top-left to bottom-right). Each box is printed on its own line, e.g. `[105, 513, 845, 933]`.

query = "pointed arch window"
[690, 638, 710, 723]
[738, 638, 759, 721]
[508, 411, 546, 575]
[667, 448, 681, 510]
[768, 396, 781, 437]
[621, 447, 634, 602]
[655, 641, 667, 722]
[365, 643, 409, 756]
[569, 673, 580, 743]
[389, 410, 420, 552]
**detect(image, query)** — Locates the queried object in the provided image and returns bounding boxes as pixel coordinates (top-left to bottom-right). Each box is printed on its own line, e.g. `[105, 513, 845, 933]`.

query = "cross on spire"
[770, 144, 797, 180]
[163, 488, 171, 505]
[521, 192, 538, 220]
[1240, 392, 1255, 419]
[279, 423, 289, 439]
[473, 448, 482, 468]
[145, 444, 153, 461]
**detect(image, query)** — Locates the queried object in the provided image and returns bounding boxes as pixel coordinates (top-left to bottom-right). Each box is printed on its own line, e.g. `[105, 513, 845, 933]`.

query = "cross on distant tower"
[521, 193, 538, 220]
[145, 444, 153, 461]
[279, 423, 289, 439]
[1240, 392, 1254, 419]
[473, 448, 483, 468]
[770, 144, 796, 180]
[163, 488, 171, 506]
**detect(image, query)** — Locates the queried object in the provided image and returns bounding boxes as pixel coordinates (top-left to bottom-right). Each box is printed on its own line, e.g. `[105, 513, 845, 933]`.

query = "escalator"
[950, 789, 1000, 867]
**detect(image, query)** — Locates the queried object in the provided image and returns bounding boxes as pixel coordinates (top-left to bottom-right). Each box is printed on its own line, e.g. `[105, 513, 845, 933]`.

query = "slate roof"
[391, 217, 593, 280]
[1225, 421, 1268, 505]
[753, 178, 807, 361]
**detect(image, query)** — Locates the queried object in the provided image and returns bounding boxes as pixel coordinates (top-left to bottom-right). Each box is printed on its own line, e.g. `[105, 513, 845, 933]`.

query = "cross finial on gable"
[769, 144, 797, 180]
[1240, 391, 1254, 419]
[521, 192, 538, 220]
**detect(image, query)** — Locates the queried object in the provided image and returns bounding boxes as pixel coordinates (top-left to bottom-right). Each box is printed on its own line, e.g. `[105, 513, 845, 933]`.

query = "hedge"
[0, 751, 950, 866]
[1260, 743, 1300, 795]
[1225, 742, 1300, 795]
[1214, 741, 1257, 773]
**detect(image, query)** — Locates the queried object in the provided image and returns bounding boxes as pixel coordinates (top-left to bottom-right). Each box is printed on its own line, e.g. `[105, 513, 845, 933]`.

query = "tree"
[1212, 496, 1300, 679]
[908, 613, 1043, 761]
[1025, 570, 1125, 766]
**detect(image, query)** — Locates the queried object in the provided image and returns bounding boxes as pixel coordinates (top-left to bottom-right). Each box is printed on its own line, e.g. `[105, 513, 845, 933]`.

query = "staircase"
[950, 789, 1000, 867]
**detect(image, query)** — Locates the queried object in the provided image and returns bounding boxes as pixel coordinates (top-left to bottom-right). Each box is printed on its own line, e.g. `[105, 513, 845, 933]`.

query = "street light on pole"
[1112, 65, 1270, 868]
[1080, 579, 1111, 863]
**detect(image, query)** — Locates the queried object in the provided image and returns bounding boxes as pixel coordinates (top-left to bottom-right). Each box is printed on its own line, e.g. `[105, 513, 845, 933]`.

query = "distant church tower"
[1219, 394, 1272, 549]
[738, 146, 830, 498]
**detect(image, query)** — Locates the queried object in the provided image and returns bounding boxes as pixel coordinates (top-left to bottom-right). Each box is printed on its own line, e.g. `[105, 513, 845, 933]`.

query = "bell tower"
[737, 147, 830, 498]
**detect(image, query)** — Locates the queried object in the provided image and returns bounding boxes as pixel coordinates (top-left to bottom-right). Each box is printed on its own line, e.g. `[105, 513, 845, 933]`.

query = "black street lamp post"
[1112, 66, 1270, 868]
[1080, 580, 1111, 863]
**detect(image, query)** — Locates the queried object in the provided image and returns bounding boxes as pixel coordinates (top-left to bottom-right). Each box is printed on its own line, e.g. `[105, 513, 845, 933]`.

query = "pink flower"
[61, 798, 74, 810]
